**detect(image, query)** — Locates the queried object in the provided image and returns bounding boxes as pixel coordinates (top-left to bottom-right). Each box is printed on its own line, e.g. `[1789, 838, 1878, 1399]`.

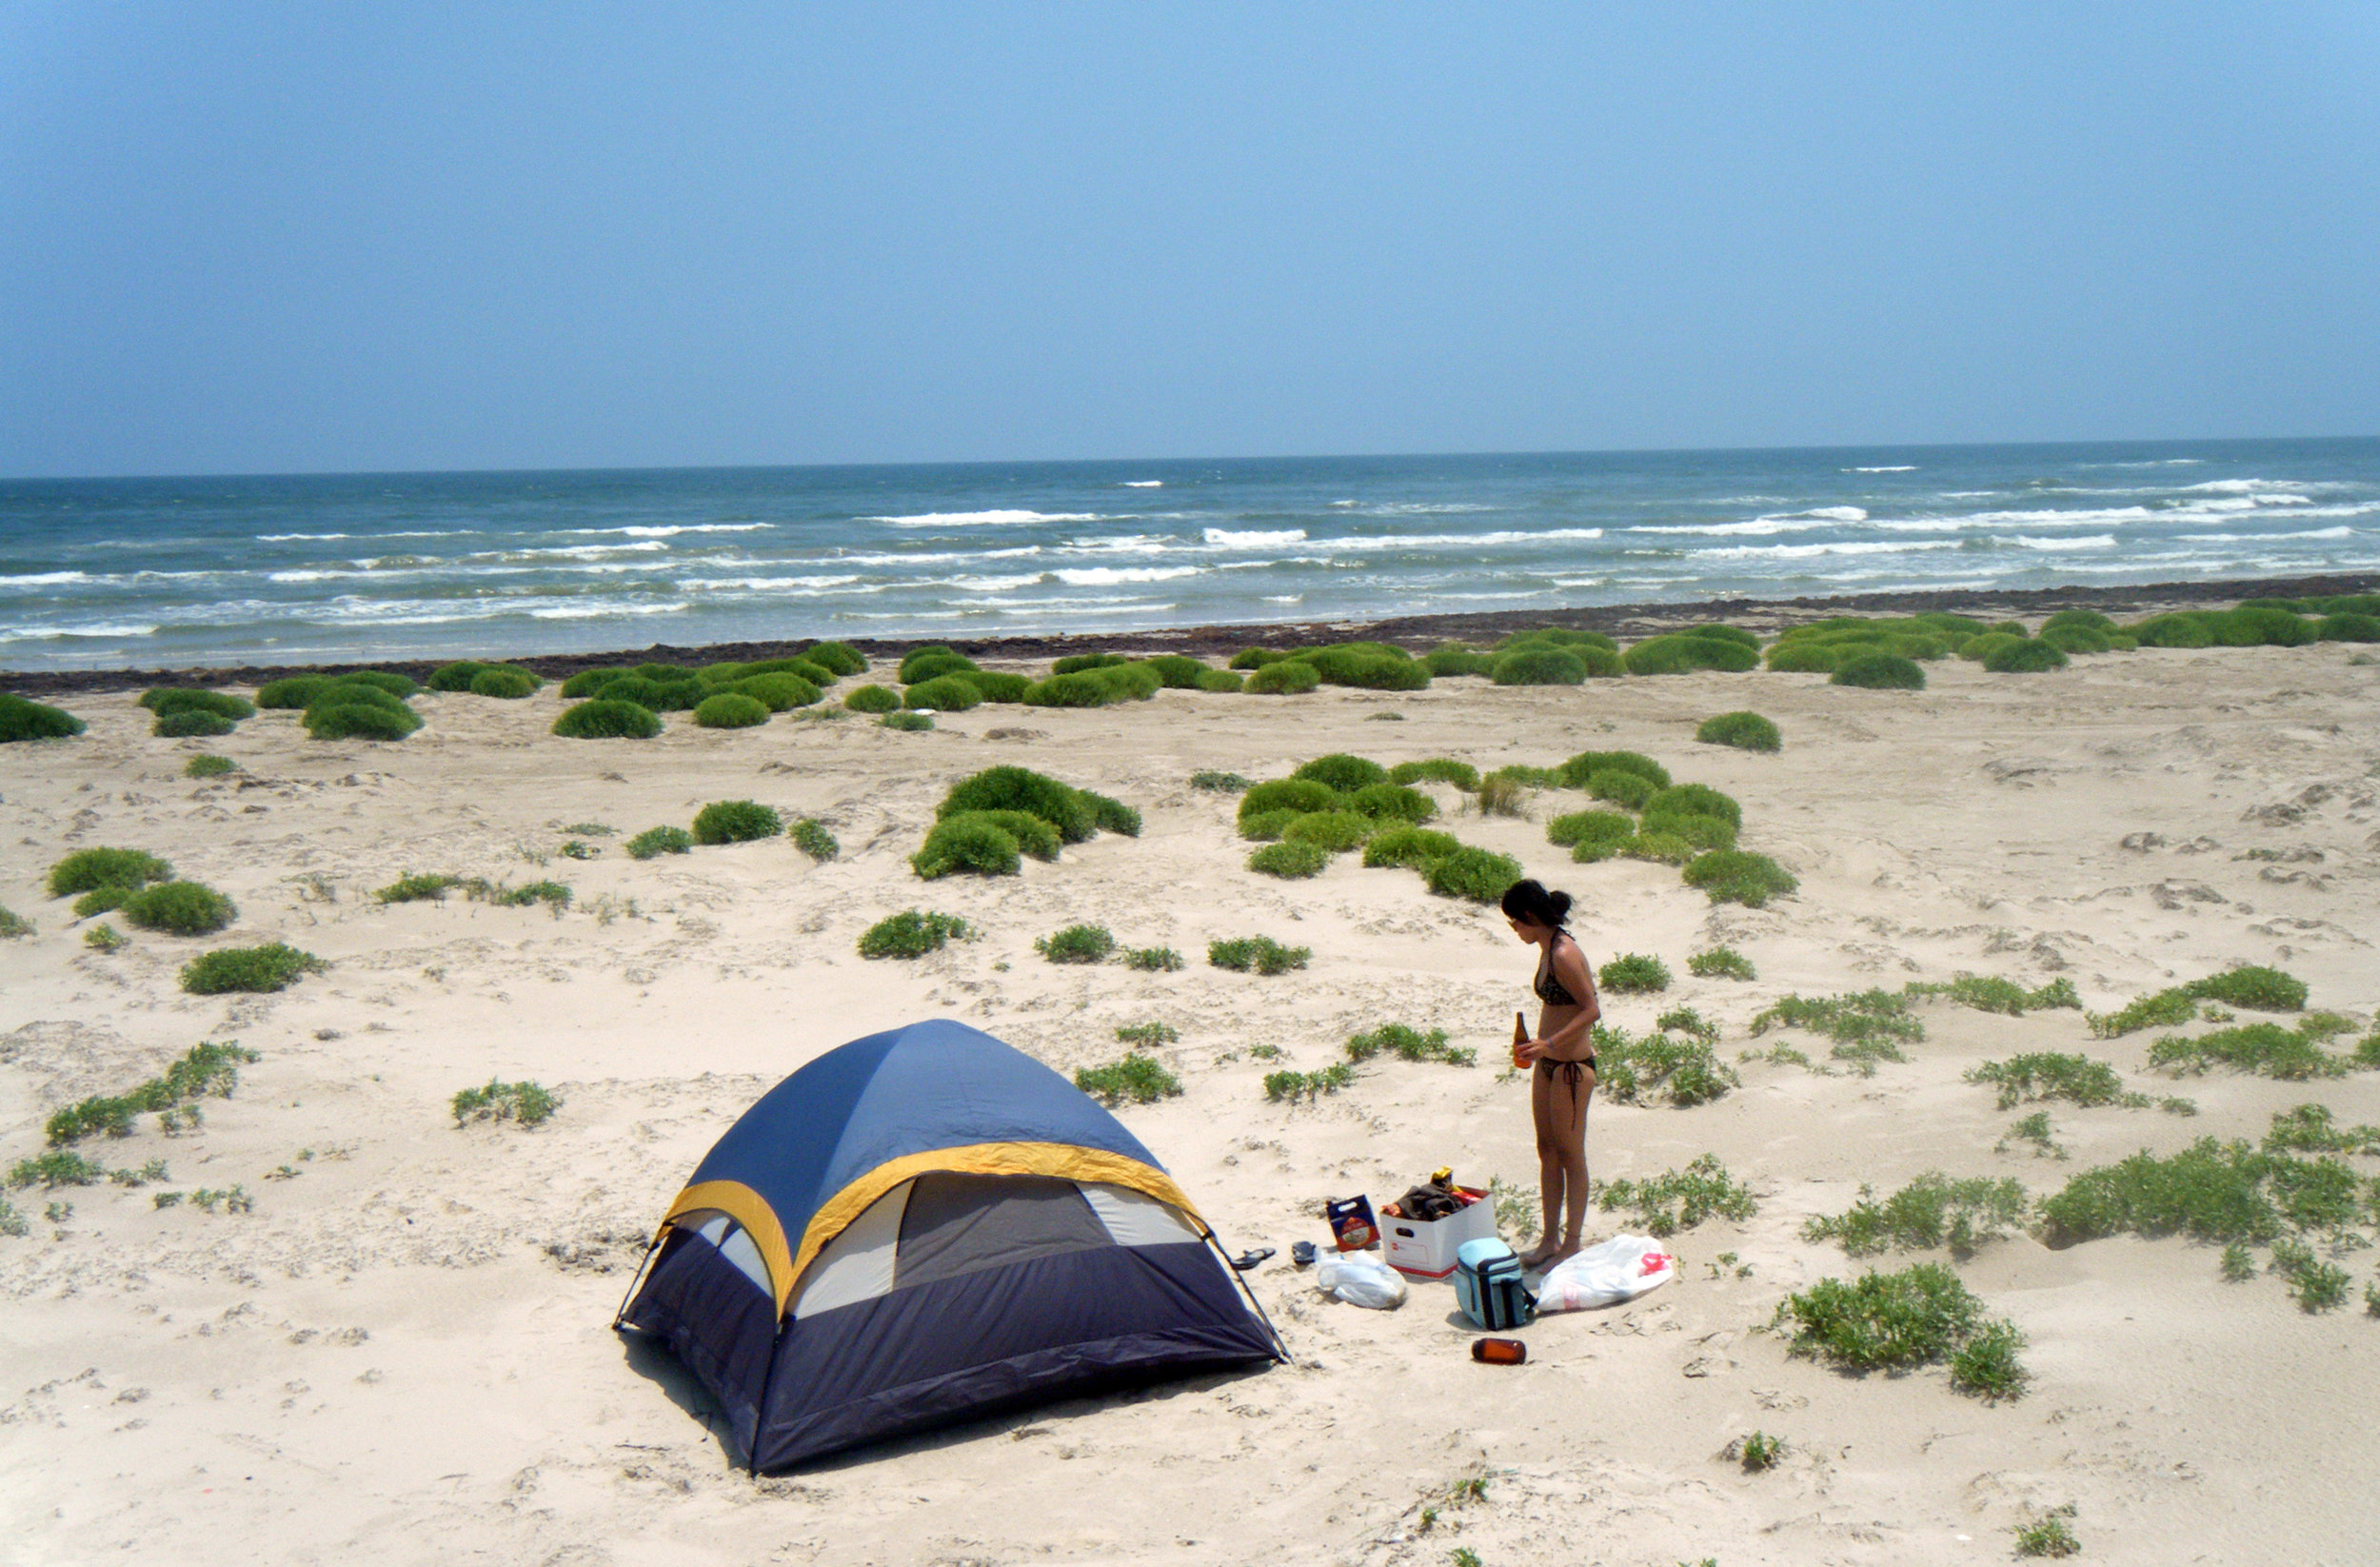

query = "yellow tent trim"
[660, 1180, 799, 1317]
[786, 1142, 1204, 1316]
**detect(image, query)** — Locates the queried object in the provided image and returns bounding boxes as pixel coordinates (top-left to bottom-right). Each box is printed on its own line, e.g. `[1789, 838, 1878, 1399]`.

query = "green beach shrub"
[1491, 647, 1589, 685]
[1193, 667, 1245, 693]
[745, 657, 841, 686]
[552, 699, 662, 740]
[1586, 768, 1655, 809]
[940, 765, 1107, 843]
[1022, 671, 1114, 707]
[733, 672, 822, 711]
[595, 677, 697, 711]
[1140, 654, 1209, 688]
[1293, 753, 1387, 791]
[1035, 923, 1116, 964]
[147, 688, 255, 722]
[944, 810, 1061, 862]
[1264, 1063, 1356, 1102]
[2214, 605, 2316, 646]
[1590, 1022, 1739, 1106]
[1089, 663, 1162, 701]
[333, 670, 418, 697]
[451, 1079, 558, 1128]
[1239, 808, 1296, 841]
[427, 661, 492, 691]
[302, 702, 422, 741]
[373, 872, 462, 903]
[1424, 646, 1497, 677]
[903, 675, 982, 711]
[1964, 1053, 2138, 1111]
[1075, 1054, 1182, 1106]
[954, 668, 1031, 703]
[2146, 1021, 2350, 1081]
[1342, 782, 1435, 823]
[1622, 635, 1760, 676]
[1239, 778, 1339, 822]
[1983, 639, 2070, 674]
[255, 675, 336, 707]
[1958, 631, 2026, 664]
[789, 820, 839, 862]
[1597, 1153, 1756, 1237]
[1905, 974, 2082, 1016]
[467, 665, 542, 699]
[1641, 782, 1740, 830]
[1228, 647, 1285, 669]
[1423, 845, 1522, 903]
[558, 667, 627, 699]
[1388, 758, 1479, 789]
[900, 649, 978, 684]
[1696, 711, 1781, 752]
[692, 800, 783, 843]
[1547, 809, 1634, 854]
[69, 886, 127, 917]
[1248, 839, 1331, 878]
[1280, 811, 1371, 852]
[49, 847, 172, 898]
[119, 882, 237, 936]
[1559, 749, 1670, 790]
[1763, 642, 1841, 673]
[1243, 660, 1320, 695]
[1049, 652, 1125, 675]
[1121, 945, 1183, 971]
[2039, 625, 2110, 656]
[2315, 612, 2380, 643]
[180, 942, 326, 995]
[1208, 936, 1310, 975]
[691, 692, 771, 729]
[625, 825, 695, 859]
[1773, 1260, 2025, 1398]
[184, 753, 237, 778]
[1688, 946, 1756, 980]
[801, 641, 867, 677]
[1497, 627, 1616, 651]
[1618, 830, 1695, 865]
[843, 684, 902, 713]
[2036, 1137, 2285, 1248]
[2187, 964, 2309, 1012]
[1751, 988, 1922, 1073]
[1831, 652, 1926, 689]
[1598, 953, 1671, 993]
[1803, 1172, 2032, 1257]
[1361, 825, 1461, 869]
[911, 816, 1021, 879]
[858, 909, 970, 959]
[1344, 1022, 1474, 1066]
[1190, 769, 1253, 792]
[0, 693, 86, 742]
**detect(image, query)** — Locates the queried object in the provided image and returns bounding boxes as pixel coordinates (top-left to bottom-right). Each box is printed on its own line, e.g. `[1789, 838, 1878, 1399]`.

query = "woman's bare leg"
[1522, 1066, 1564, 1267]
[1547, 1075, 1593, 1262]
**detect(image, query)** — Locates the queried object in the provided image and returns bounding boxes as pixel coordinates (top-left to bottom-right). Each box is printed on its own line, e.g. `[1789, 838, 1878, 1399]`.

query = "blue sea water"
[3, 438, 2376, 671]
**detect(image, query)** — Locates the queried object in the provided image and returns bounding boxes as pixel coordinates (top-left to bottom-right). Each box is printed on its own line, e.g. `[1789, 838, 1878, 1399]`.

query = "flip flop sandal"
[1290, 1240, 1317, 1266]
[1230, 1247, 1277, 1271]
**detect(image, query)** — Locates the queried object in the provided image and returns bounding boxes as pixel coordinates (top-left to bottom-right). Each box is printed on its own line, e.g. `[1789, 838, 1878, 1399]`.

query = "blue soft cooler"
[1454, 1238, 1532, 1330]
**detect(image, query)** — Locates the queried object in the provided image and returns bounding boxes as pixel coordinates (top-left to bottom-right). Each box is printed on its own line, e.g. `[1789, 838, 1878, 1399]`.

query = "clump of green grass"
[118, 881, 237, 936]
[2268, 1240, 2351, 1312]
[1597, 1153, 1755, 1236]
[6, 1150, 107, 1189]
[2034, 1137, 2336, 1248]
[1598, 953, 1671, 993]
[1656, 1006, 1716, 1041]
[2013, 1506, 2080, 1558]
[1036, 923, 1117, 963]
[1905, 974, 2080, 1015]
[0, 692, 87, 742]
[451, 1079, 559, 1128]
[1593, 1023, 1740, 1107]
[481, 879, 570, 910]
[1998, 1110, 2066, 1160]
[693, 799, 783, 844]
[1121, 946, 1183, 971]
[188, 1185, 254, 1215]
[181, 942, 325, 995]
[625, 825, 696, 859]
[1803, 1172, 2031, 1258]
[1263, 1063, 1355, 1102]
[1472, 773, 1530, 818]
[880, 709, 936, 731]
[1209, 936, 1310, 975]
[1423, 845, 1523, 903]
[44, 1041, 259, 1145]
[551, 699, 663, 740]
[2263, 1103, 2380, 1156]
[1344, 1023, 1475, 1066]
[83, 922, 127, 953]
[1696, 711, 1781, 752]
[1190, 770, 1252, 792]
[1687, 946, 1755, 981]
[913, 816, 1021, 878]
[1248, 839, 1331, 879]
[2090, 965, 2310, 1036]
[1829, 652, 1927, 690]
[858, 909, 970, 959]
[787, 819, 838, 862]
[0, 904, 33, 939]
[1115, 1022, 1180, 1046]
[843, 684, 902, 713]
[1681, 849, 1796, 907]
[1293, 752, 1386, 790]
[1966, 1052, 2146, 1110]
[375, 872, 462, 903]
[2219, 1241, 2257, 1281]
[1389, 758, 1481, 790]
[48, 847, 173, 899]
[2147, 1019, 2359, 1080]
[184, 753, 237, 779]
[1750, 989, 1921, 1074]
[1735, 1430, 1784, 1472]
[2086, 988, 2202, 1038]
[1075, 1054, 1181, 1105]
[1773, 1261, 2028, 1398]
[1547, 809, 1636, 858]
[1362, 825, 1462, 869]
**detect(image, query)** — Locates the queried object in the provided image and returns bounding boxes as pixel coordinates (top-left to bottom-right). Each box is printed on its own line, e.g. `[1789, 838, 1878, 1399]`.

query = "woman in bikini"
[1501, 878, 1599, 1270]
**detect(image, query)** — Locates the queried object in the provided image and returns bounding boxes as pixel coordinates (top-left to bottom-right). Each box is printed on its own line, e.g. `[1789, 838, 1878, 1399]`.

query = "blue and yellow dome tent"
[615, 1019, 1285, 1470]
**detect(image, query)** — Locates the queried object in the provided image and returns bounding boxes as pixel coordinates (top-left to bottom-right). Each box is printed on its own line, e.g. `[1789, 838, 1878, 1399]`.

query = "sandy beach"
[4, 617, 2378, 1566]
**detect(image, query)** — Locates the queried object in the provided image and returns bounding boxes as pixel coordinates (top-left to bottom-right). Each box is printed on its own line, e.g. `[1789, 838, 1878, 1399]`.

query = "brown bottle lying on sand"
[1512, 1010, 1530, 1070]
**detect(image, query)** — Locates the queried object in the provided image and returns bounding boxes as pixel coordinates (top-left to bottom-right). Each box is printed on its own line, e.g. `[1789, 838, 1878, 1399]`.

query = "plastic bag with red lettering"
[1533, 1234, 1676, 1312]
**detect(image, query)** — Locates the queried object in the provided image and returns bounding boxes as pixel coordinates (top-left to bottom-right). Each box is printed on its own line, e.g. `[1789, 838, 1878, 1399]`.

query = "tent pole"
[609, 1228, 666, 1330]
[1202, 1227, 1295, 1368]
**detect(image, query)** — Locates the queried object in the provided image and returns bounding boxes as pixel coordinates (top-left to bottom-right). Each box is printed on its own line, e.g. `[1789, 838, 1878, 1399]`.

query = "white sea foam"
[1700, 540, 1959, 561]
[1122, 481, 1164, 487]
[527, 602, 691, 620]
[565, 524, 773, 538]
[0, 622, 160, 640]
[1052, 566, 1202, 585]
[868, 509, 1102, 526]
[1263, 594, 1303, 604]
[1317, 526, 1603, 551]
[2175, 526, 2355, 543]
[256, 529, 471, 542]
[463, 542, 670, 562]
[1203, 527, 1307, 546]
[1847, 466, 1916, 473]
[835, 546, 1044, 567]
[675, 574, 868, 592]
[2002, 534, 2119, 551]
[948, 574, 1047, 592]
[0, 570, 91, 586]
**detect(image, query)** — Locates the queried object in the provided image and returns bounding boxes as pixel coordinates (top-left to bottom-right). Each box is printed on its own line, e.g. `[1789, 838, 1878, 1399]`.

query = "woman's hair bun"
[1548, 889, 1574, 921]
[1497, 877, 1572, 929]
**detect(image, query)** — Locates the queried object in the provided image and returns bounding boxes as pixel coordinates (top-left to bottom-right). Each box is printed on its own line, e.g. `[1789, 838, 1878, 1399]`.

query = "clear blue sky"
[3, 4, 2375, 477]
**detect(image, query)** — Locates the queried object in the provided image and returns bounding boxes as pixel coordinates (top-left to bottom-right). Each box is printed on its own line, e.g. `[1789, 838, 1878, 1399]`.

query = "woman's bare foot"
[1537, 1238, 1583, 1268]
[1517, 1241, 1560, 1270]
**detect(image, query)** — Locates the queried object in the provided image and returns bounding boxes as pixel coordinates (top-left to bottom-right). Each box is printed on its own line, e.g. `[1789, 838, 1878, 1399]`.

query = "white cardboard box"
[1379, 1187, 1497, 1279]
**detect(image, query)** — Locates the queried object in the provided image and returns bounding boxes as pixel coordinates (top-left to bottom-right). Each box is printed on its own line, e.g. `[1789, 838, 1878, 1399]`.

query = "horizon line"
[6, 430, 2377, 487]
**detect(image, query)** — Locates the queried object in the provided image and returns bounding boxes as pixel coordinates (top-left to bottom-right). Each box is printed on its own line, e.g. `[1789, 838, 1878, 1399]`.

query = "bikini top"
[1535, 935, 1584, 1007]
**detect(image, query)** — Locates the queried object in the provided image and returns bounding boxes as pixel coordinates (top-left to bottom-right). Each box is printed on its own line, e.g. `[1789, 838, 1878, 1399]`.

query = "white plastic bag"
[1313, 1249, 1408, 1310]
[1534, 1234, 1676, 1312]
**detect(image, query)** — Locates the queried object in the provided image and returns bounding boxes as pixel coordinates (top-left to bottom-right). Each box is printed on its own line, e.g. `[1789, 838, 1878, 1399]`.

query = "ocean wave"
[947, 594, 1169, 610]
[565, 524, 774, 537]
[868, 509, 1104, 526]
[2000, 534, 2119, 551]
[256, 529, 472, 542]
[1318, 526, 1604, 552]
[1263, 594, 1303, 604]
[1052, 565, 1202, 585]
[461, 542, 671, 562]
[0, 570, 91, 585]
[1700, 540, 1959, 561]
[0, 621, 160, 640]
[1122, 481, 1163, 487]
[1847, 466, 1916, 473]
[527, 602, 691, 620]
[2175, 526, 2355, 543]
[948, 574, 1047, 592]
[1203, 527, 1307, 546]
[833, 546, 1044, 566]
[675, 574, 868, 592]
